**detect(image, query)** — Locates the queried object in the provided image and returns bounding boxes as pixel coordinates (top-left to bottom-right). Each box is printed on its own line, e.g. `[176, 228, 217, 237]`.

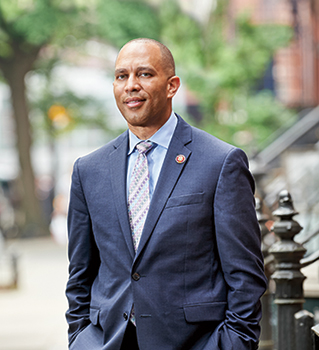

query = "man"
[66, 38, 267, 350]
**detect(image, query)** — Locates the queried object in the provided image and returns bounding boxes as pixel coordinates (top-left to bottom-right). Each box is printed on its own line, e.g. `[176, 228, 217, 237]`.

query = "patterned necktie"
[128, 140, 153, 326]
[128, 140, 153, 252]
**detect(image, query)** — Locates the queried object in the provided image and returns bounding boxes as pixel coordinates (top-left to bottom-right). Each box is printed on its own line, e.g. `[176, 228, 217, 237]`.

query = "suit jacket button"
[132, 272, 140, 281]
[123, 312, 128, 321]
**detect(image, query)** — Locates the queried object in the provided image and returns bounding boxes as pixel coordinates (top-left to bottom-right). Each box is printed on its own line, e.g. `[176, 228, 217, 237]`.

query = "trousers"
[120, 322, 139, 350]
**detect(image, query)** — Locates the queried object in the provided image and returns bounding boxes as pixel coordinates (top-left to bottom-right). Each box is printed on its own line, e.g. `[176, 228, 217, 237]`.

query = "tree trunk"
[0, 47, 49, 237]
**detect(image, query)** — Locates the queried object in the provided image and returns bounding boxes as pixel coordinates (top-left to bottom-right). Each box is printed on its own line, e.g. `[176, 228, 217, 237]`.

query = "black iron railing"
[258, 190, 319, 350]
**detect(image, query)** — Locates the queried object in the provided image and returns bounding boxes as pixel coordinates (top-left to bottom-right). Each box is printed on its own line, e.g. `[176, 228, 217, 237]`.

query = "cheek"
[153, 89, 169, 104]
[114, 92, 124, 109]
[113, 83, 123, 96]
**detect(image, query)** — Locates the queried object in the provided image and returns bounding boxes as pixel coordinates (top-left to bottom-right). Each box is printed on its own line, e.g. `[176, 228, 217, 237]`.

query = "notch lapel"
[109, 131, 135, 259]
[135, 116, 192, 258]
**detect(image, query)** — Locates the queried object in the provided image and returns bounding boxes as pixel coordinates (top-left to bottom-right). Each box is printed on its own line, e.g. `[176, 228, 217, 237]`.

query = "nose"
[124, 74, 141, 93]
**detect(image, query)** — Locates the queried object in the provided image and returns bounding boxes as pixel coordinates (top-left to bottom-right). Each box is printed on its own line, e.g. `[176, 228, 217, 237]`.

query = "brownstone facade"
[229, 0, 319, 108]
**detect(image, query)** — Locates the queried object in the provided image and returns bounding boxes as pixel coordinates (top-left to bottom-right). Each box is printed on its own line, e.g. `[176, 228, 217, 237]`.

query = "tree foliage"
[96, 0, 160, 47]
[158, 0, 294, 153]
[0, 0, 295, 235]
[0, 0, 161, 236]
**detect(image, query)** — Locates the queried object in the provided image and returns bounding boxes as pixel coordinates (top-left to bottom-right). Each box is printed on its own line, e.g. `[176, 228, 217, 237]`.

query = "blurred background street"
[0, 238, 68, 350]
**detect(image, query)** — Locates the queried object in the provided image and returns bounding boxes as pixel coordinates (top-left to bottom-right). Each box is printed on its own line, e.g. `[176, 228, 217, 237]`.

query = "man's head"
[113, 38, 180, 140]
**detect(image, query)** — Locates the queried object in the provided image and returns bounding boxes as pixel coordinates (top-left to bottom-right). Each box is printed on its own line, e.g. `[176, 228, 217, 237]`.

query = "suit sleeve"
[65, 158, 100, 346]
[211, 148, 267, 350]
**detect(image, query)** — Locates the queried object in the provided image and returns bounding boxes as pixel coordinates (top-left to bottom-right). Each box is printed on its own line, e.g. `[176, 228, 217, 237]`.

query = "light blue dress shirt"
[127, 112, 177, 201]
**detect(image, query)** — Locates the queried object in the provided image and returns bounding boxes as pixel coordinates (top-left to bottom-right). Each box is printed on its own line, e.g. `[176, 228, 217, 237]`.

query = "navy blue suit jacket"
[66, 115, 267, 350]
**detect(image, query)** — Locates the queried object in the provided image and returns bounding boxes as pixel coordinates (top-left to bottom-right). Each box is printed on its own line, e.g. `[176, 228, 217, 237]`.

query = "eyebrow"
[114, 68, 126, 75]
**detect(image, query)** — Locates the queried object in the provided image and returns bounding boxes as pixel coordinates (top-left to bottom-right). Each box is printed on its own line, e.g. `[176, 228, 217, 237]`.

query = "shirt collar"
[128, 112, 177, 155]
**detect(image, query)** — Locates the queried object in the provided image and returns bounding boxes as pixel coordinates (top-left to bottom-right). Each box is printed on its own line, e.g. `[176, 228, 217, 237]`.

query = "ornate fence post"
[256, 197, 273, 350]
[312, 324, 319, 349]
[268, 190, 307, 350]
[294, 310, 314, 350]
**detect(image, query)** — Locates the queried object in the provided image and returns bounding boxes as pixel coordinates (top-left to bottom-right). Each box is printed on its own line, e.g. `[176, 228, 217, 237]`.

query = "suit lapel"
[109, 131, 135, 259]
[135, 116, 192, 258]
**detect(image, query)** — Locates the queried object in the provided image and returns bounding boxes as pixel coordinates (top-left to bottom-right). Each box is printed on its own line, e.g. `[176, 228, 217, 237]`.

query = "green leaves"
[96, 0, 160, 47]
[159, 1, 294, 152]
[0, 0, 295, 154]
[0, 0, 161, 57]
[12, 1, 61, 45]
[159, 0, 203, 67]
[0, 0, 82, 57]
[201, 91, 295, 153]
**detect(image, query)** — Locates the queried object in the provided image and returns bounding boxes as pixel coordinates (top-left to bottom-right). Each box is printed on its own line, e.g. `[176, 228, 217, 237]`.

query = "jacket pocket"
[90, 307, 100, 326]
[166, 192, 204, 209]
[183, 301, 227, 322]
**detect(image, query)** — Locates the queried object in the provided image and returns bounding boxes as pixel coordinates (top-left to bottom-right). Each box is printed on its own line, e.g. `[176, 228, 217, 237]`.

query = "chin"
[125, 113, 148, 125]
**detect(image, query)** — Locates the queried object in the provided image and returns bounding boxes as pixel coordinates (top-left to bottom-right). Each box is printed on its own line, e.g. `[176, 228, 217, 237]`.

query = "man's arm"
[212, 147, 267, 350]
[65, 158, 100, 346]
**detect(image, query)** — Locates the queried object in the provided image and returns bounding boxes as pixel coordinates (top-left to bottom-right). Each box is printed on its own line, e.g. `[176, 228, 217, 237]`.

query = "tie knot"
[136, 141, 153, 155]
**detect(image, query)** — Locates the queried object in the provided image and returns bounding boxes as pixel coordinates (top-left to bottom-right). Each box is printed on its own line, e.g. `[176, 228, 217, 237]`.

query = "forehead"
[115, 42, 163, 71]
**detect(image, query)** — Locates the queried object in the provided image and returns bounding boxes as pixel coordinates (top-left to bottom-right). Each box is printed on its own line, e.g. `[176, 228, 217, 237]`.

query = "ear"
[167, 76, 181, 98]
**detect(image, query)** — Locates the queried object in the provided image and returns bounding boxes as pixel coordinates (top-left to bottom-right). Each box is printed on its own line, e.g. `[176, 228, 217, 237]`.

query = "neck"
[128, 112, 172, 140]
[129, 126, 158, 140]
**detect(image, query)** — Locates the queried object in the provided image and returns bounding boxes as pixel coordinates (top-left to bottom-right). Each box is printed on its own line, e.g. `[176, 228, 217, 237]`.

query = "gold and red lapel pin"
[175, 154, 186, 164]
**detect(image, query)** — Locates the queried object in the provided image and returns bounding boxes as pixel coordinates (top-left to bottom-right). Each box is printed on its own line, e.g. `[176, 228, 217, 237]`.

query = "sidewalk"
[0, 237, 69, 350]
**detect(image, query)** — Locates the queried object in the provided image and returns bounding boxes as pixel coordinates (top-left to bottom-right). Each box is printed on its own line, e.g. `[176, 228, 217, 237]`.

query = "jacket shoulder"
[176, 114, 236, 155]
[190, 124, 237, 156]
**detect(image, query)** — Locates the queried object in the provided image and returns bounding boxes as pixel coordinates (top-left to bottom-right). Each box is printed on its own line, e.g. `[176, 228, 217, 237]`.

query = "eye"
[140, 72, 151, 77]
[116, 74, 126, 80]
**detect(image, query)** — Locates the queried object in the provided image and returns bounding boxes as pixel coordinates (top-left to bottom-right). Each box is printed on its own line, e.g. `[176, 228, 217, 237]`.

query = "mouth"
[124, 97, 146, 108]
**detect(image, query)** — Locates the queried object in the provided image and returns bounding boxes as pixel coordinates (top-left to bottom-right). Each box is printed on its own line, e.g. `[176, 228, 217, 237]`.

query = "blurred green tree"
[0, 0, 294, 236]
[158, 0, 294, 154]
[0, 0, 160, 236]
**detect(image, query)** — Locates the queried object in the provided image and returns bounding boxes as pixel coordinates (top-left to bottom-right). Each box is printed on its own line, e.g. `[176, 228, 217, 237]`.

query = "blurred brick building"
[228, 0, 319, 109]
